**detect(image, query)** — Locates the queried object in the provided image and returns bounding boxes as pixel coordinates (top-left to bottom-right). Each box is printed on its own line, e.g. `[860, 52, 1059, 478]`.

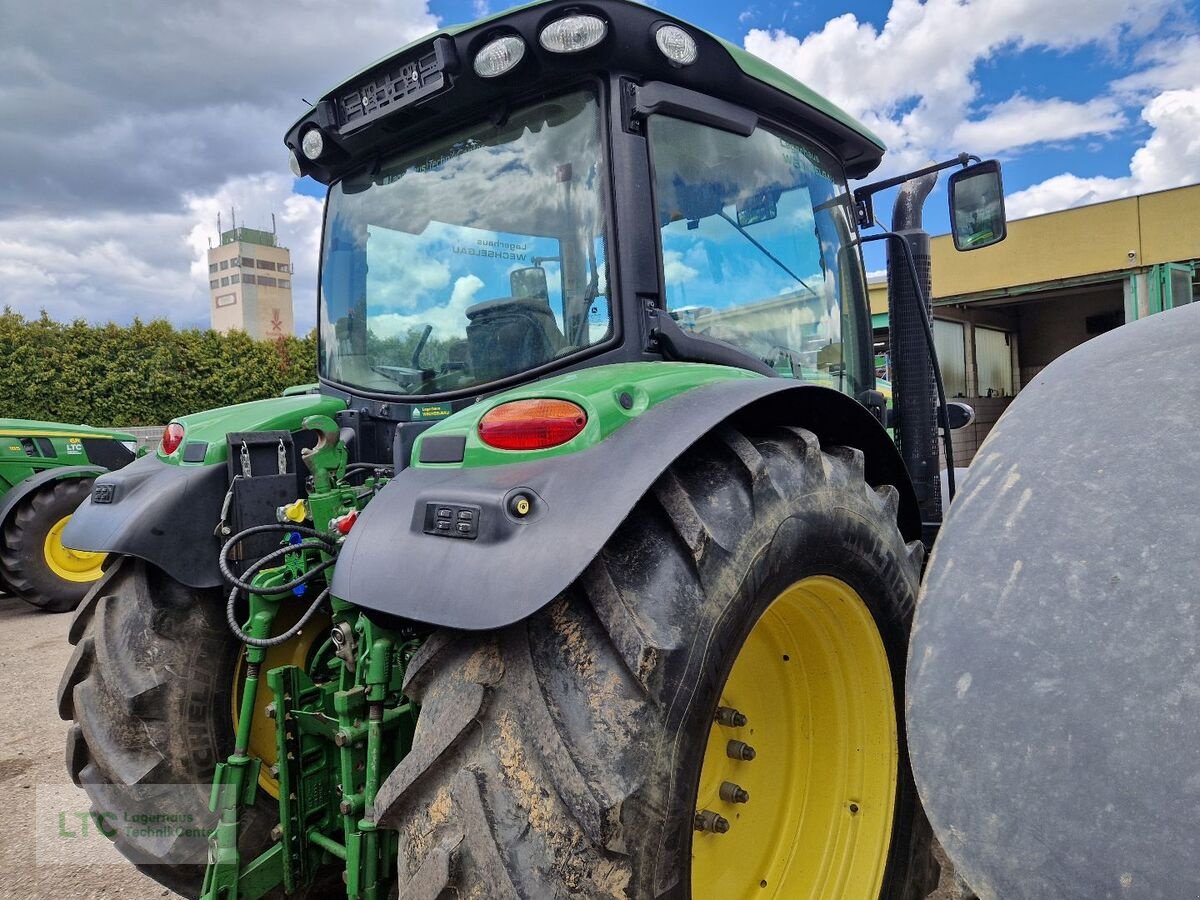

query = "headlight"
[539, 14, 607, 53]
[301, 128, 325, 161]
[655, 25, 698, 66]
[473, 35, 526, 77]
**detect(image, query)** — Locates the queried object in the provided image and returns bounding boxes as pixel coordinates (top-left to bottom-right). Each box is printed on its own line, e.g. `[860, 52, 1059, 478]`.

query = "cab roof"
[286, 0, 886, 182]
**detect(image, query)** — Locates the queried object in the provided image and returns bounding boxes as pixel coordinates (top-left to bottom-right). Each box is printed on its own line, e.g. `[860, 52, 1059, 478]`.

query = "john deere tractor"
[58, 2, 1009, 897]
[0, 419, 136, 611]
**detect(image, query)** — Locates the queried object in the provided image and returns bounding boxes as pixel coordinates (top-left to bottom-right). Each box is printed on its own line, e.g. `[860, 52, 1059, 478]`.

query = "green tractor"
[0, 419, 136, 611]
[58, 2, 1008, 897]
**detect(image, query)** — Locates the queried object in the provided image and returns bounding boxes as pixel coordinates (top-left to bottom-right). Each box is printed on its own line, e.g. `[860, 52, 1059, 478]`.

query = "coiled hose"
[220, 523, 339, 648]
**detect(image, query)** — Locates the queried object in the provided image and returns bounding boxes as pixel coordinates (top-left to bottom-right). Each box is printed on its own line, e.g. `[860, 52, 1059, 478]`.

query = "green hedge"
[0, 309, 318, 427]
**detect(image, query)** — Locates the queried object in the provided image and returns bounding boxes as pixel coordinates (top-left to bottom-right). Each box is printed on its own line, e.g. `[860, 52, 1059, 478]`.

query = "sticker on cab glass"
[411, 404, 452, 420]
[66, 438, 83, 454]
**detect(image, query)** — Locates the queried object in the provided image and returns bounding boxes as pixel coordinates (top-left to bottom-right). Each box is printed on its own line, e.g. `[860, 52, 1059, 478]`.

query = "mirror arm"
[853, 153, 980, 229]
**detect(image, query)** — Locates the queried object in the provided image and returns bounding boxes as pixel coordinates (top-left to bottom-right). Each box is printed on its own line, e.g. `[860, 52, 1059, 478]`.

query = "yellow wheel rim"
[231, 606, 329, 798]
[691, 575, 898, 899]
[43, 515, 106, 583]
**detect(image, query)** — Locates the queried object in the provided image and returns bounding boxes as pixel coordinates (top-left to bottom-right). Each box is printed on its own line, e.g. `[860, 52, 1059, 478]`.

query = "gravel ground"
[0, 588, 974, 900]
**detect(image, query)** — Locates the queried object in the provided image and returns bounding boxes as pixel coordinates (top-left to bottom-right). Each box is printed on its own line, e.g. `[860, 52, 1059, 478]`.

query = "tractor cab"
[288, 0, 888, 424]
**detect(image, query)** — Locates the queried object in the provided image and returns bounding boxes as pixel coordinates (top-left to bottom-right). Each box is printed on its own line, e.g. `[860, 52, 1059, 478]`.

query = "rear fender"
[0, 465, 107, 533]
[333, 378, 918, 629]
[61, 393, 345, 588]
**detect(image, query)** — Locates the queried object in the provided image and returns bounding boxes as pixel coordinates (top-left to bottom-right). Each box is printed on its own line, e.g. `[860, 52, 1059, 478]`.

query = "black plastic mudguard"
[0, 465, 106, 530]
[333, 377, 918, 629]
[60, 454, 226, 589]
[908, 301, 1200, 898]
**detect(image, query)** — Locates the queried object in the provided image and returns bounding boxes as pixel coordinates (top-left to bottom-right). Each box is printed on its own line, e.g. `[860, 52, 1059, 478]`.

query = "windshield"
[648, 116, 872, 396]
[319, 90, 611, 396]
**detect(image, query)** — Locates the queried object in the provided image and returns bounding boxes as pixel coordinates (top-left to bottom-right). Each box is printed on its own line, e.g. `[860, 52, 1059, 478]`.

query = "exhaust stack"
[887, 171, 940, 535]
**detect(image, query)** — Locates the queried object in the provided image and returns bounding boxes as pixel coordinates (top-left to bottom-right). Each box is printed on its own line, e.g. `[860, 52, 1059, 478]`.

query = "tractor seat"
[465, 296, 568, 382]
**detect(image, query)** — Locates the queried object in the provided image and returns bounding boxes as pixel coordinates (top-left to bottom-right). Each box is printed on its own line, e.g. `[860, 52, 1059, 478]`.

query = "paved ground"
[0, 592, 182, 899]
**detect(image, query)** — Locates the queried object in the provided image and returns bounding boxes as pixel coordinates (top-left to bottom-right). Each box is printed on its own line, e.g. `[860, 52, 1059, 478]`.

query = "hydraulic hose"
[220, 523, 339, 648]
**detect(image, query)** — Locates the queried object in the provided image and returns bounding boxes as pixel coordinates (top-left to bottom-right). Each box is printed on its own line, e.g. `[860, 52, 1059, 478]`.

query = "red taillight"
[161, 422, 185, 455]
[478, 399, 588, 451]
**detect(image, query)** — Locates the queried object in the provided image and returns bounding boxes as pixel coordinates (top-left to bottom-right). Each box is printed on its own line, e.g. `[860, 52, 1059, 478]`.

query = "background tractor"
[0, 418, 136, 611]
[58, 1, 1009, 897]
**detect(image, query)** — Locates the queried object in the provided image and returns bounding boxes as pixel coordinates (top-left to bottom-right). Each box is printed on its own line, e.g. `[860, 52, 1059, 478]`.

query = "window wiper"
[717, 210, 817, 298]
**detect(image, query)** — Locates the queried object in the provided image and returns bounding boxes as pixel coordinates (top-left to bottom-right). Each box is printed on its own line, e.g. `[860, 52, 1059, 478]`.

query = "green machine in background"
[0, 419, 137, 611]
[57, 1, 1007, 897]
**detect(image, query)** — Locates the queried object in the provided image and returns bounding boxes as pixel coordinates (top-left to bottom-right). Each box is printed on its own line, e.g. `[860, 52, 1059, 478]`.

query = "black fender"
[907, 300, 1200, 898]
[334, 377, 919, 629]
[0, 465, 106, 532]
[60, 453, 226, 589]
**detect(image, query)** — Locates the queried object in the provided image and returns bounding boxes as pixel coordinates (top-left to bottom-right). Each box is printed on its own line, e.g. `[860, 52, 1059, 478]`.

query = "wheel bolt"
[720, 782, 750, 804]
[694, 810, 731, 834]
[715, 706, 747, 727]
[727, 740, 757, 761]
[264, 703, 276, 720]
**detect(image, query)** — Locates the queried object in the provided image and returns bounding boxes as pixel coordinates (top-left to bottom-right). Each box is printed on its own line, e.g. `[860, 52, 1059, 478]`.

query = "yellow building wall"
[930, 197, 1143, 298]
[1137, 184, 1200, 266]
[869, 281, 888, 316]
[871, 183, 1200, 309]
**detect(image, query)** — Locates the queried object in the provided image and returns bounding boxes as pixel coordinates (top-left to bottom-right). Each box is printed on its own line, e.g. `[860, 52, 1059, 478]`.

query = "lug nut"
[727, 740, 757, 761]
[694, 810, 731, 834]
[715, 706, 747, 727]
[334, 731, 349, 747]
[270, 825, 283, 842]
[720, 782, 750, 804]
[264, 703, 276, 720]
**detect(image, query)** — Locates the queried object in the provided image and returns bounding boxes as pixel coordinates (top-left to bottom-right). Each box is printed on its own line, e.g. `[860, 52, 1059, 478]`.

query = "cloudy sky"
[2, 0, 1197, 334]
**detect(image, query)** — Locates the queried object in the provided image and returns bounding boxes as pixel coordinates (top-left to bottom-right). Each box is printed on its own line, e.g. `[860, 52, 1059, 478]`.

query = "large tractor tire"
[57, 557, 328, 899]
[2, 477, 106, 612]
[376, 424, 938, 899]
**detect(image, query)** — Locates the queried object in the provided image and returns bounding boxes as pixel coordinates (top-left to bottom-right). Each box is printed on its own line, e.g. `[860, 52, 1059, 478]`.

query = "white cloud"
[743, 0, 1174, 174]
[0, 171, 323, 332]
[663, 249, 699, 284]
[370, 274, 486, 340]
[1006, 88, 1200, 218]
[1112, 34, 1200, 96]
[952, 95, 1125, 156]
[0, 0, 439, 333]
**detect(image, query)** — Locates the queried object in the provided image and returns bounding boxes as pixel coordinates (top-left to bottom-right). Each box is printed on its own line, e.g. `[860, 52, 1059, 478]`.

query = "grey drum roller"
[907, 300, 1200, 898]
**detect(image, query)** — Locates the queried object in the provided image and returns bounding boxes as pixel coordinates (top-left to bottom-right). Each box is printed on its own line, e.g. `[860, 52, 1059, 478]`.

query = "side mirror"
[949, 160, 1007, 251]
[510, 266, 549, 302]
[944, 401, 975, 430]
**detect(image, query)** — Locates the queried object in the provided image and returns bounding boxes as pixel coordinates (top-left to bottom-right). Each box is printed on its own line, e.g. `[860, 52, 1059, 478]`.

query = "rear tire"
[2, 478, 104, 612]
[375, 424, 939, 899]
[56, 557, 312, 898]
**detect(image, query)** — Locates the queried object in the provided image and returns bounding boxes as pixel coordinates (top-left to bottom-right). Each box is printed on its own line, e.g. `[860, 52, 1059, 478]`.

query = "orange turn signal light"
[478, 398, 587, 451]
